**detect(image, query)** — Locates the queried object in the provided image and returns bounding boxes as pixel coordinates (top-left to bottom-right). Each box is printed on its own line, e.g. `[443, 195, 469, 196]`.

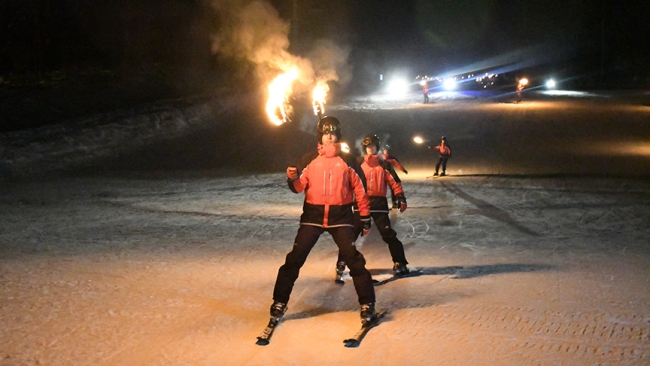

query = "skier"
[335, 134, 411, 282]
[515, 78, 527, 103]
[269, 116, 377, 326]
[422, 82, 430, 104]
[381, 144, 408, 209]
[428, 136, 451, 176]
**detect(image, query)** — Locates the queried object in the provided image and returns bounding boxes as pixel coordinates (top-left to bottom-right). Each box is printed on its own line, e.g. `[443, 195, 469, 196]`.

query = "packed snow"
[1, 90, 649, 365]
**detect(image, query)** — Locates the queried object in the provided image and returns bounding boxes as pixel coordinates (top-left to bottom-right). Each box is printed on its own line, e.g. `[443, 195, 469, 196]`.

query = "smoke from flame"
[208, 0, 350, 125]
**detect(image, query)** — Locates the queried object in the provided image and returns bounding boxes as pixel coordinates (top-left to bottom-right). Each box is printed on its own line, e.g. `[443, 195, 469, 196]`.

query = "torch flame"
[266, 67, 299, 125]
[413, 136, 425, 144]
[340, 142, 350, 153]
[312, 82, 329, 117]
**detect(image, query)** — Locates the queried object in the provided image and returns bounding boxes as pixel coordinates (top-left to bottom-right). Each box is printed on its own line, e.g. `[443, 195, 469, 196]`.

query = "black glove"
[396, 194, 407, 213]
[360, 215, 371, 236]
[403, 169, 408, 174]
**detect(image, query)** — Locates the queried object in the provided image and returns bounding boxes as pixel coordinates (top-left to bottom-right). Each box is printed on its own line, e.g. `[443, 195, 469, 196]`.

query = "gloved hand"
[287, 166, 299, 180]
[396, 194, 408, 213]
[360, 216, 371, 236]
[403, 169, 408, 174]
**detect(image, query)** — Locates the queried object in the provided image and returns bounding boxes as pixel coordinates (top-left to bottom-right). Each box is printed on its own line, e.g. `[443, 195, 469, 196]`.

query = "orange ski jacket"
[289, 143, 370, 228]
[361, 155, 404, 198]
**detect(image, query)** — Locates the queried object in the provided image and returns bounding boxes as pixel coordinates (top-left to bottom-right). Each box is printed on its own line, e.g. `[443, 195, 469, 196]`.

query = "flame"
[413, 136, 425, 144]
[519, 78, 529, 86]
[266, 67, 299, 125]
[312, 81, 329, 117]
[340, 142, 350, 153]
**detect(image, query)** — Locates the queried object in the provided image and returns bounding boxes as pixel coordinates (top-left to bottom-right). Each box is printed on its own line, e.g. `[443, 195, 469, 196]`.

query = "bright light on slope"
[387, 77, 409, 95]
[546, 79, 556, 89]
[443, 79, 457, 90]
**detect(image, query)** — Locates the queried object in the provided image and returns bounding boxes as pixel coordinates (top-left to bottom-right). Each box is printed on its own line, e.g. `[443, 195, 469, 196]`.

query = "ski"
[373, 270, 422, 286]
[343, 308, 389, 348]
[255, 315, 284, 345]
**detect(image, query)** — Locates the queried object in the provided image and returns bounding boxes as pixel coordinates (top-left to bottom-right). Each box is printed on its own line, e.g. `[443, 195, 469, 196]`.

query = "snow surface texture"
[0, 95, 218, 177]
[1, 91, 649, 365]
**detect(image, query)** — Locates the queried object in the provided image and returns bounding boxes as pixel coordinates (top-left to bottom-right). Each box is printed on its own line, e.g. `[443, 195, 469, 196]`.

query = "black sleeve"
[342, 152, 367, 191]
[383, 160, 401, 183]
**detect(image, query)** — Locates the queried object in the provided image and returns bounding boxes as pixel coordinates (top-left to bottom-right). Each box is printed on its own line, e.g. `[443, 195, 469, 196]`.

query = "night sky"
[347, 0, 648, 77]
[1, 0, 648, 87]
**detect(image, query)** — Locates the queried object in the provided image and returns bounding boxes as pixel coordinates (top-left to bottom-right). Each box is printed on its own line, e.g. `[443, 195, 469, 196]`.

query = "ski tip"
[374, 271, 422, 286]
[399, 270, 423, 278]
[343, 339, 360, 348]
[256, 337, 270, 346]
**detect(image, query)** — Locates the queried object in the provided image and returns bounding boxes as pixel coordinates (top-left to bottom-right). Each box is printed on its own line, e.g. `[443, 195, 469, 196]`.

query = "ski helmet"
[362, 134, 381, 151]
[317, 116, 342, 140]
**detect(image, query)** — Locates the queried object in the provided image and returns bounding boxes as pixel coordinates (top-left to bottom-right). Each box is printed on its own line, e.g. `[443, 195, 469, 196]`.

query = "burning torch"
[312, 81, 329, 120]
[516, 77, 528, 103]
[266, 67, 299, 126]
[517, 77, 529, 91]
[413, 135, 437, 150]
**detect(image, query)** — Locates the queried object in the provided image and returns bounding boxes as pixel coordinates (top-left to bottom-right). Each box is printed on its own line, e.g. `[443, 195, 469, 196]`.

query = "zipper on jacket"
[329, 171, 332, 196]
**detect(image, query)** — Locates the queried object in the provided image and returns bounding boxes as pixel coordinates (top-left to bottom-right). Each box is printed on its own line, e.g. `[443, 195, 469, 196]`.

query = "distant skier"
[381, 144, 408, 209]
[269, 116, 377, 326]
[335, 134, 411, 283]
[428, 136, 451, 176]
[422, 82, 430, 104]
[516, 78, 528, 103]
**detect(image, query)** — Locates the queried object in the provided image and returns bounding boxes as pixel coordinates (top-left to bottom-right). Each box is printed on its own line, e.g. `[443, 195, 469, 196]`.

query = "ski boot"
[440, 172, 446, 176]
[360, 303, 376, 325]
[269, 301, 287, 321]
[433, 172, 439, 176]
[335, 261, 346, 284]
[393, 262, 410, 277]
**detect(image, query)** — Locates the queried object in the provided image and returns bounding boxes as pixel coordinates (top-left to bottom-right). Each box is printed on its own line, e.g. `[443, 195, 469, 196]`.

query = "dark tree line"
[0, 0, 217, 80]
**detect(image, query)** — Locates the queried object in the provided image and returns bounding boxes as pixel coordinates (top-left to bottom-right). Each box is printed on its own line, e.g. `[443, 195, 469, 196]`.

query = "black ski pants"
[339, 211, 408, 265]
[273, 225, 375, 305]
[436, 156, 448, 174]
